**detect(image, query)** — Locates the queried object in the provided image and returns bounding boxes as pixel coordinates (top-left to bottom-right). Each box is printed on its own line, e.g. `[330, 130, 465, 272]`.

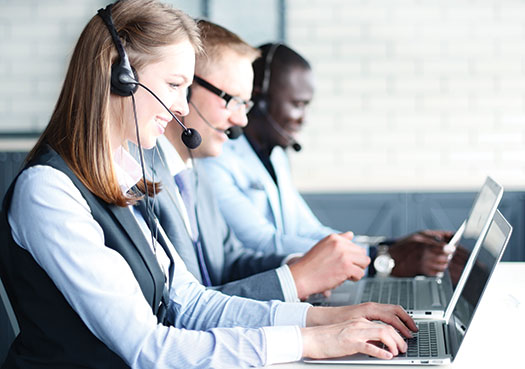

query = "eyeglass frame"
[193, 76, 254, 113]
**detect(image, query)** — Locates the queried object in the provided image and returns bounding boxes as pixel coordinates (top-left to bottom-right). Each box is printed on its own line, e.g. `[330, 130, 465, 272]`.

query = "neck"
[245, 114, 275, 157]
[164, 123, 192, 166]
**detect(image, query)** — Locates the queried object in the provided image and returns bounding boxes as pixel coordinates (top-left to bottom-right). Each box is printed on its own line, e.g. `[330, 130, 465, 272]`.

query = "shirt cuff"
[275, 264, 300, 302]
[281, 252, 303, 265]
[273, 301, 311, 329]
[262, 326, 303, 365]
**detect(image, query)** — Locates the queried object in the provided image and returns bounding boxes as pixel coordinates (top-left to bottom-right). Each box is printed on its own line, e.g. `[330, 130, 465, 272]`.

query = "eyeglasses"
[194, 76, 254, 113]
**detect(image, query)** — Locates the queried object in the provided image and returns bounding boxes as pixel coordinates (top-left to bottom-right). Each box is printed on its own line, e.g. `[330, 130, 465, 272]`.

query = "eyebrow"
[168, 73, 190, 83]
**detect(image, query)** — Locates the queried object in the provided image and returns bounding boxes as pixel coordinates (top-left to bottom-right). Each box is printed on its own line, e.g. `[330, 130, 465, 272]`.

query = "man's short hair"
[195, 20, 260, 76]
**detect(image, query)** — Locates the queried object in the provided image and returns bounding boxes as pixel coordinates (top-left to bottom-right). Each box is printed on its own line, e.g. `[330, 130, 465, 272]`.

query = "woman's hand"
[306, 302, 418, 339]
[301, 317, 408, 360]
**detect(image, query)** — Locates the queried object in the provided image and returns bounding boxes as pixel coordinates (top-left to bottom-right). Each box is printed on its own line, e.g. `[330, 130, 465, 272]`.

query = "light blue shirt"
[7, 149, 309, 368]
[158, 136, 300, 302]
[199, 136, 337, 254]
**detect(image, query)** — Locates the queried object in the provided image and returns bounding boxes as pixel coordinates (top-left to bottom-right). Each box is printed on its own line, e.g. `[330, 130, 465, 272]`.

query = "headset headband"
[261, 43, 281, 96]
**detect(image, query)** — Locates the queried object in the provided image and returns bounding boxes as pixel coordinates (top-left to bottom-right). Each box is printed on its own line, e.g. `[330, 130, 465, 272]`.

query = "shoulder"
[11, 165, 90, 214]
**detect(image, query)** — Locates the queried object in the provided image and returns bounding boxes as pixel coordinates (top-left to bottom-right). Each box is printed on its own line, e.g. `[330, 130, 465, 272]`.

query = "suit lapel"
[107, 202, 166, 288]
[149, 145, 204, 284]
[234, 136, 284, 231]
[270, 147, 294, 234]
[193, 171, 221, 284]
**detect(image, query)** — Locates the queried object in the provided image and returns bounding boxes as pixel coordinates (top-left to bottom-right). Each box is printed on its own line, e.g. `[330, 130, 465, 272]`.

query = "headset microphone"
[137, 83, 202, 149]
[189, 101, 243, 140]
[224, 126, 243, 139]
[262, 109, 302, 152]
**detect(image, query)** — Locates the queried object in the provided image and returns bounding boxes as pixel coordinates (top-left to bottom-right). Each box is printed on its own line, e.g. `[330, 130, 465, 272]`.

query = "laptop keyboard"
[359, 280, 414, 310]
[402, 321, 439, 358]
[373, 321, 439, 358]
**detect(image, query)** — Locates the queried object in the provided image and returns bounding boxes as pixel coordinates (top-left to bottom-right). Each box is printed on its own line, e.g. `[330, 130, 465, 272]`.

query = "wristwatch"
[373, 245, 395, 277]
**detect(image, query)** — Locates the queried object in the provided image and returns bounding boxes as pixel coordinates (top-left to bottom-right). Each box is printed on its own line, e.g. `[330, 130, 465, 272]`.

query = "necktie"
[174, 169, 212, 286]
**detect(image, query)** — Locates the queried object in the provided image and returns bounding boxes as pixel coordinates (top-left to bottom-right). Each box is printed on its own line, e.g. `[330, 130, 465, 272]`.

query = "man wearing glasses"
[149, 20, 371, 301]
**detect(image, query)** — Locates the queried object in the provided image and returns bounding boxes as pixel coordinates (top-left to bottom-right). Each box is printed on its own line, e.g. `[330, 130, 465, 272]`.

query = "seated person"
[200, 43, 453, 278]
[0, 2, 416, 367]
[147, 20, 369, 301]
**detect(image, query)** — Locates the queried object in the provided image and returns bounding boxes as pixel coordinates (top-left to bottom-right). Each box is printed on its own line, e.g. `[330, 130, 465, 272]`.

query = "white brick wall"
[0, 0, 275, 134]
[0, 0, 109, 132]
[0, 0, 208, 133]
[1, 0, 524, 193]
[287, 0, 525, 191]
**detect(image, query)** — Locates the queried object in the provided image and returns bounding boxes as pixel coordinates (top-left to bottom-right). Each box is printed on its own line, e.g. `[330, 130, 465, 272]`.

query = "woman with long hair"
[0, 1, 415, 368]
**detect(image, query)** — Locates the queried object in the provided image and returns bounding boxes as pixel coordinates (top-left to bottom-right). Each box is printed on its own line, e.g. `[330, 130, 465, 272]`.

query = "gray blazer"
[144, 146, 287, 301]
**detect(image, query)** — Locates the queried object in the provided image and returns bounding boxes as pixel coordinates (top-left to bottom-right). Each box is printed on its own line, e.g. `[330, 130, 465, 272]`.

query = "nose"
[295, 106, 307, 126]
[170, 93, 190, 117]
[228, 108, 248, 127]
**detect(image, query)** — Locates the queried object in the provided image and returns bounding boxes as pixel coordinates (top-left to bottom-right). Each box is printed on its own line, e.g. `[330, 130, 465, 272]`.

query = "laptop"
[304, 209, 512, 365]
[309, 176, 503, 319]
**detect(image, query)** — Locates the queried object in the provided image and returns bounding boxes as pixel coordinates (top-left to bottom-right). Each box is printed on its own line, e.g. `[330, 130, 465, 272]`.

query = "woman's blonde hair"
[26, 0, 202, 206]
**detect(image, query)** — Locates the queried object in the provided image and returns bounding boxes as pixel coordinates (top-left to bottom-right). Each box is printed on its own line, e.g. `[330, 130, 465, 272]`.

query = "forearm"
[209, 270, 286, 301]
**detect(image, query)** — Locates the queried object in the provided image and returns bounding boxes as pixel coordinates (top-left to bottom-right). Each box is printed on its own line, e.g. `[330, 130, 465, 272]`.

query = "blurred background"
[0, 0, 524, 260]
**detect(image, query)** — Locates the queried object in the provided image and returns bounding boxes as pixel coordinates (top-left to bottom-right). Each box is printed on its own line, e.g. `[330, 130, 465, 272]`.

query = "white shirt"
[7, 147, 307, 368]
[158, 135, 301, 302]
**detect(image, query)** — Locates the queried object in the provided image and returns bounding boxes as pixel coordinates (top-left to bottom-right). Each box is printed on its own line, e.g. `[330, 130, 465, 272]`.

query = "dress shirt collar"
[112, 145, 143, 194]
[157, 135, 192, 177]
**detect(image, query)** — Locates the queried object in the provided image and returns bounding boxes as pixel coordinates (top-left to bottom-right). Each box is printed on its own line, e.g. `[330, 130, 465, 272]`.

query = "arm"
[9, 166, 307, 368]
[389, 230, 454, 277]
[209, 269, 285, 300]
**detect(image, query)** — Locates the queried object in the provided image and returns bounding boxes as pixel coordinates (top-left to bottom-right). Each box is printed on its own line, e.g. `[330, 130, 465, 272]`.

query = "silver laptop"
[309, 176, 503, 319]
[305, 209, 512, 365]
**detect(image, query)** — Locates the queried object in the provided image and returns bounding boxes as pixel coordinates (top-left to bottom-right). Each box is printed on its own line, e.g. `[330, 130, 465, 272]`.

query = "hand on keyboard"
[301, 317, 408, 360]
[307, 302, 418, 339]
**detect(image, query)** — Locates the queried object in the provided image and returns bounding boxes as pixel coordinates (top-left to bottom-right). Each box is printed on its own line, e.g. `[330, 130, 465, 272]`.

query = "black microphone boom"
[291, 142, 302, 152]
[189, 101, 243, 140]
[224, 126, 243, 139]
[262, 110, 302, 152]
[136, 82, 202, 149]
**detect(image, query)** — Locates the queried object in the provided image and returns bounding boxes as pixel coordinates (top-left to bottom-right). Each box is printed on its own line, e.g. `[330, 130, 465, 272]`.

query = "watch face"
[374, 254, 395, 274]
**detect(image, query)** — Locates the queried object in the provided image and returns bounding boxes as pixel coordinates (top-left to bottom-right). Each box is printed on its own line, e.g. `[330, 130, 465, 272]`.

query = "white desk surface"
[272, 262, 525, 369]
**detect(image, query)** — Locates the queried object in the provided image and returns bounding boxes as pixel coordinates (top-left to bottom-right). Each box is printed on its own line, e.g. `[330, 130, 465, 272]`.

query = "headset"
[97, 3, 179, 322]
[186, 83, 243, 140]
[253, 43, 280, 115]
[252, 43, 302, 152]
[97, 4, 201, 149]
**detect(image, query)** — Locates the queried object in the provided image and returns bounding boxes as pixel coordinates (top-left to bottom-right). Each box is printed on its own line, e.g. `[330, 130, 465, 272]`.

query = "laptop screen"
[450, 210, 511, 350]
[447, 177, 503, 289]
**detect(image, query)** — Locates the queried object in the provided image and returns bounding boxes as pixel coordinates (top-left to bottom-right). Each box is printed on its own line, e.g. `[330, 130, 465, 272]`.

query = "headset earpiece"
[98, 4, 138, 97]
[251, 93, 268, 116]
[110, 63, 138, 96]
[186, 85, 192, 102]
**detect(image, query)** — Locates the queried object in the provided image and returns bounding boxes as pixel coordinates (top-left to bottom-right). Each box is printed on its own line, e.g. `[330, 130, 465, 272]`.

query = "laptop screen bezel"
[447, 210, 512, 360]
[443, 176, 503, 322]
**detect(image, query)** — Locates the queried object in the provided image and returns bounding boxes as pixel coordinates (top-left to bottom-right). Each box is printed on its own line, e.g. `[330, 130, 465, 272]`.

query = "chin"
[192, 144, 220, 158]
[141, 138, 157, 150]
[206, 145, 223, 158]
